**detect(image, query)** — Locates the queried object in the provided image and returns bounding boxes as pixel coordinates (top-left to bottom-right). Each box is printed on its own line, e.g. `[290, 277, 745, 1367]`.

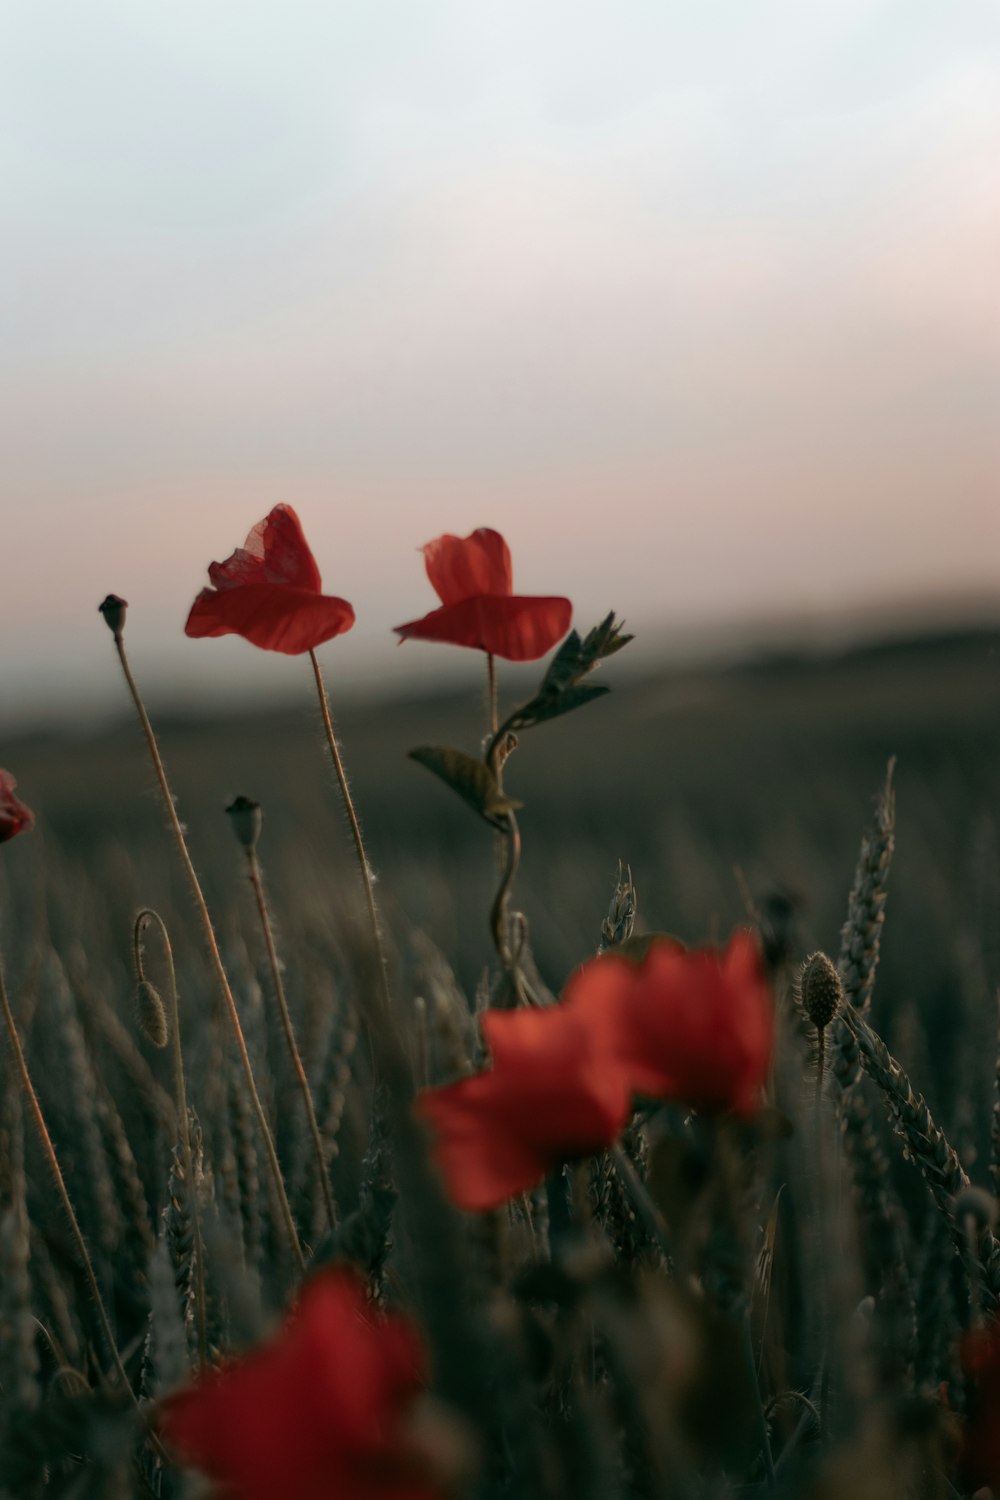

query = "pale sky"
[2, 1, 999, 726]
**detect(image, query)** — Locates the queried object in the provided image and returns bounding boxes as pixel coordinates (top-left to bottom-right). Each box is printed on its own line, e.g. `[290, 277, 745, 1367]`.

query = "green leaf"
[539, 612, 633, 698]
[500, 613, 633, 735]
[408, 746, 521, 828]
[508, 683, 609, 732]
[539, 629, 585, 697]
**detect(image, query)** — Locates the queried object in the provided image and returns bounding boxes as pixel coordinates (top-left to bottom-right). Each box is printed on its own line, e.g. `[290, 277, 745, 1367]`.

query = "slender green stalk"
[134, 910, 207, 1368]
[813, 1022, 831, 1433]
[0, 949, 136, 1401]
[488, 813, 521, 963]
[110, 630, 304, 1273]
[482, 654, 528, 992]
[815, 1027, 826, 1109]
[308, 649, 392, 1026]
[486, 651, 499, 746]
[243, 848, 337, 1233]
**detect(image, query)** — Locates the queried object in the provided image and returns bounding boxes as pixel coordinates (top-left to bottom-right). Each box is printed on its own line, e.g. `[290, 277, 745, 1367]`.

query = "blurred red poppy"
[960, 1323, 1000, 1490]
[0, 770, 33, 845]
[393, 528, 571, 661]
[160, 1268, 439, 1500]
[565, 931, 773, 1116]
[185, 505, 355, 655]
[417, 1005, 632, 1211]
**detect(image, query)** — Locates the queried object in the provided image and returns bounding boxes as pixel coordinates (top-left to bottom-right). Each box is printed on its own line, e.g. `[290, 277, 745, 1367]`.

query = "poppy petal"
[0, 770, 34, 845]
[565, 932, 773, 1115]
[423, 529, 512, 605]
[208, 504, 323, 594]
[161, 1269, 434, 1500]
[394, 594, 571, 662]
[417, 1074, 563, 1212]
[416, 1006, 631, 1211]
[185, 583, 355, 655]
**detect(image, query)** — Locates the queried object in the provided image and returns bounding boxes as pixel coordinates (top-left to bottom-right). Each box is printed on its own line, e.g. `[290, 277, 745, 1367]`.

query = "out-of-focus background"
[3, 2, 998, 722]
[2, 4, 999, 1132]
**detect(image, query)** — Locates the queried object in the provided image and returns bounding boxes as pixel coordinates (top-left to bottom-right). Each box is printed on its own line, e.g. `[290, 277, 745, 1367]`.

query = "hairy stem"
[112, 634, 304, 1273]
[244, 848, 337, 1234]
[308, 649, 392, 1028]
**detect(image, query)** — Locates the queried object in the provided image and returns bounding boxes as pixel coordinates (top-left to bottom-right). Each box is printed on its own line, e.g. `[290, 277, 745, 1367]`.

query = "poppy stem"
[489, 812, 525, 983]
[486, 652, 499, 740]
[815, 1026, 826, 1109]
[110, 633, 305, 1274]
[483, 656, 528, 994]
[308, 649, 392, 1027]
[243, 846, 337, 1235]
[0, 943, 138, 1405]
[134, 910, 208, 1369]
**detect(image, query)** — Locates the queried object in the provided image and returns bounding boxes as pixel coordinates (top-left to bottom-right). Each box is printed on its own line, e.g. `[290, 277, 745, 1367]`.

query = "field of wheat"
[1, 513, 998, 1499]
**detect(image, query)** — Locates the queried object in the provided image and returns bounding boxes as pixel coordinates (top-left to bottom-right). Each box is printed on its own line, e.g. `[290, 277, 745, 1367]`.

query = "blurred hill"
[8, 619, 997, 997]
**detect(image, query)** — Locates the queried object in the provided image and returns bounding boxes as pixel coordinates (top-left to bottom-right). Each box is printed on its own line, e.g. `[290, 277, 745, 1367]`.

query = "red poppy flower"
[0, 770, 33, 845]
[185, 505, 355, 655]
[416, 1005, 632, 1212]
[160, 1268, 439, 1500]
[564, 931, 773, 1116]
[393, 528, 572, 661]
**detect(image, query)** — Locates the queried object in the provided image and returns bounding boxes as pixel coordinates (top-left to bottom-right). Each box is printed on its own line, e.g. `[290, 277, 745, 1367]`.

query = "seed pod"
[800, 951, 843, 1030]
[98, 594, 128, 639]
[226, 795, 262, 851]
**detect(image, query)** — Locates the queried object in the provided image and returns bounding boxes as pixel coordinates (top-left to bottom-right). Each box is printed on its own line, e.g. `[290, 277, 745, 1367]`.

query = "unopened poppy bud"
[800, 951, 843, 1030]
[226, 795, 262, 850]
[98, 594, 128, 640]
[135, 979, 168, 1048]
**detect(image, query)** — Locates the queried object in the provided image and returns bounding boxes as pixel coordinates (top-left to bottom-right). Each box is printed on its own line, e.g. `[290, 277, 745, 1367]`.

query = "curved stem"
[112, 636, 304, 1273]
[134, 910, 207, 1368]
[308, 649, 391, 1026]
[0, 949, 137, 1403]
[244, 849, 337, 1234]
[489, 812, 522, 969]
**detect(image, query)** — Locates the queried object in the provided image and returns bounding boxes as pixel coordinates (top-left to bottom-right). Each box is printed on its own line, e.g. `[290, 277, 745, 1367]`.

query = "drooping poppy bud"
[134, 979, 168, 1049]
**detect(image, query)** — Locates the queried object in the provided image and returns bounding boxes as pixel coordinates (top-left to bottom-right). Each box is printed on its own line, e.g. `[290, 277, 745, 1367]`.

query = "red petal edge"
[185, 584, 355, 655]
